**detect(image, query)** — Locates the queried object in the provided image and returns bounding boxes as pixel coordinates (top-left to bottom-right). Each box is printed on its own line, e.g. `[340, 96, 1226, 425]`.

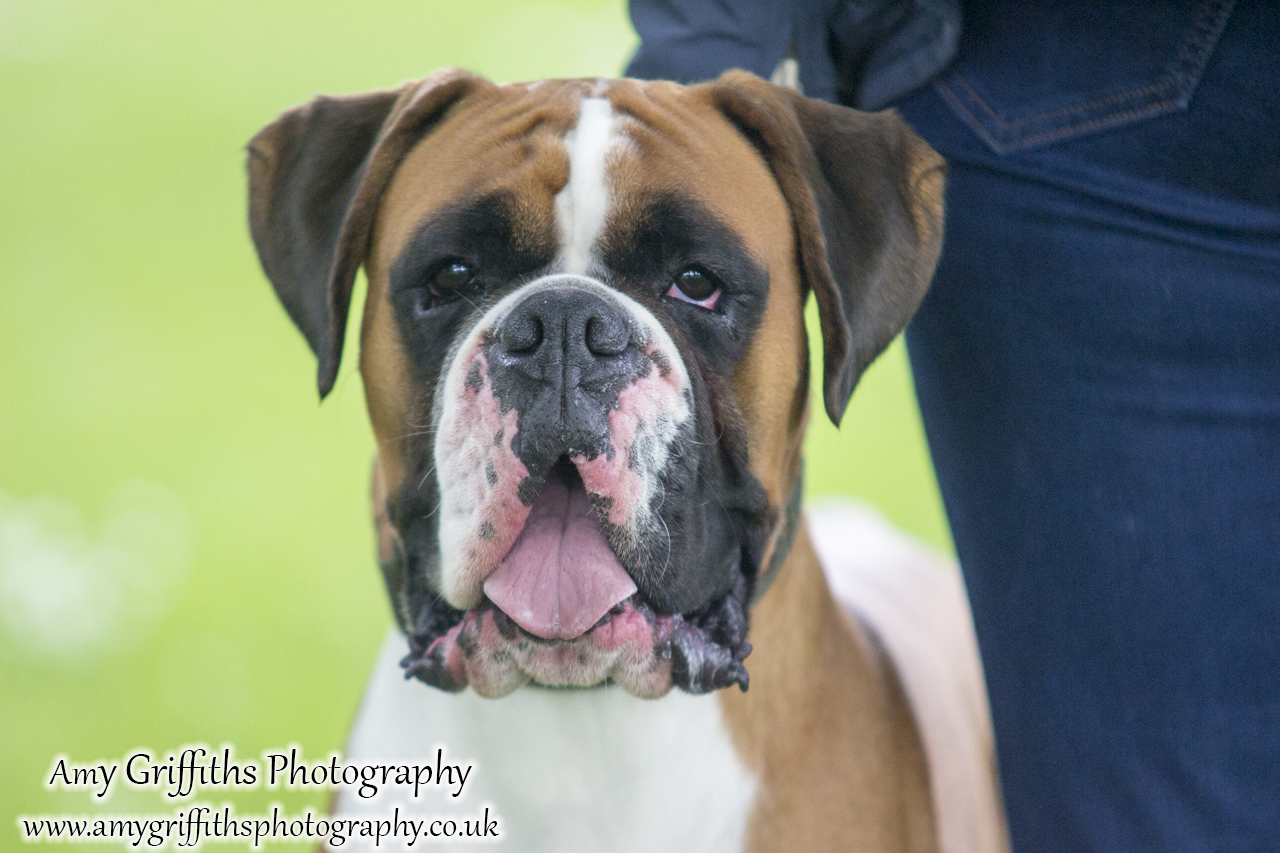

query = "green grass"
[0, 1, 949, 847]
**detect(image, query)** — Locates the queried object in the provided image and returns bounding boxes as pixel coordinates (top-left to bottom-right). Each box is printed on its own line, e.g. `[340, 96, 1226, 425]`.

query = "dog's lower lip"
[402, 585, 752, 696]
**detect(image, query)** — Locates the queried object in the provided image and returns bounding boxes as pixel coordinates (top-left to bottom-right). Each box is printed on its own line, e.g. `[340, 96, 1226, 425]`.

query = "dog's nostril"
[500, 313, 543, 354]
[585, 313, 630, 356]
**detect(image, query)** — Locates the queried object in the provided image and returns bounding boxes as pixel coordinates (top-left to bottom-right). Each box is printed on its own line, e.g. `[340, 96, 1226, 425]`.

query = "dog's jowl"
[248, 69, 1007, 853]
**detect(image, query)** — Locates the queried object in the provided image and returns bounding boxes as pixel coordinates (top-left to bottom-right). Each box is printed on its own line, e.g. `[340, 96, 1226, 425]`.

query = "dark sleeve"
[623, 0, 959, 110]
[624, 0, 797, 85]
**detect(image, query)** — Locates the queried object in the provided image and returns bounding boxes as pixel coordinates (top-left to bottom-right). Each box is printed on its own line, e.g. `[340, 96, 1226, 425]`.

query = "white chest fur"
[336, 631, 759, 852]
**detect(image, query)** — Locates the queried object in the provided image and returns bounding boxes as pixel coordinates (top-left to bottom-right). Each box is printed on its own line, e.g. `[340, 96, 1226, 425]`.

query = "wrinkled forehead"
[370, 77, 792, 275]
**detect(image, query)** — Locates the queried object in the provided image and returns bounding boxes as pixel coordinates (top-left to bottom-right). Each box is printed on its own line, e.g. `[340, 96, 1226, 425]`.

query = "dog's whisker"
[656, 511, 673, 584]
[417, 463, 439, 490]
[392, 428, 435, 442]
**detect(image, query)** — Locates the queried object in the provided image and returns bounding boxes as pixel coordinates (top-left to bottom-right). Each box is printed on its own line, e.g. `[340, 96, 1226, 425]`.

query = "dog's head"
[247, 70, 943, 699]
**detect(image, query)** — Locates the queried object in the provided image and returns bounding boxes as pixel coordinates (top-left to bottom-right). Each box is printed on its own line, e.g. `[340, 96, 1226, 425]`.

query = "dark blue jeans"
[896, 3, 1280, 851]
[628, 1, 1280, 849]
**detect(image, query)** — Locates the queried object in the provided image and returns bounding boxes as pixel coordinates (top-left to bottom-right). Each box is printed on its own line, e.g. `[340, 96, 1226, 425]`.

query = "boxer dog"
[248, 69, 1007, 852]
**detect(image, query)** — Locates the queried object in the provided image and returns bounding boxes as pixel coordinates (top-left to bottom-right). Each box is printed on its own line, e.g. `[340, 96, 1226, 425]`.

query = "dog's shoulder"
[808, 501, 1009, 853]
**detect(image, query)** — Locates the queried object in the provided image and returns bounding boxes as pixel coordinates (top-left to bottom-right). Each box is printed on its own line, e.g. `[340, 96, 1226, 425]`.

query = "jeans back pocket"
[936, 0, 1235, 153]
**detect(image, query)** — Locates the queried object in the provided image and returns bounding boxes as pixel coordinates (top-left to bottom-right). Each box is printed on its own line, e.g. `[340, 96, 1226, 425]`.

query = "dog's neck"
[719, 522, 940, 852]
[340, 642, 761, 853]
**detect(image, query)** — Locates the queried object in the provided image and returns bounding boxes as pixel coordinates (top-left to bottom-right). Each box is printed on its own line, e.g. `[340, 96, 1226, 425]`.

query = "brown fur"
[722, 530, 939, 852]
[248, 69, 947, 851]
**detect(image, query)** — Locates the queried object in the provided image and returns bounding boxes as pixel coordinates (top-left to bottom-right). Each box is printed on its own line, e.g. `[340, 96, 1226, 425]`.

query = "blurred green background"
[0, 0, 949, 847]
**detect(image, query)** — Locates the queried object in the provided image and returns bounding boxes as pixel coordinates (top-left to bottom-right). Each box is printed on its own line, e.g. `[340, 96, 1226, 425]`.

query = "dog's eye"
[408, 260, 475, 317]
[666, 267, 721, 310]
[433, 261, 475, 292]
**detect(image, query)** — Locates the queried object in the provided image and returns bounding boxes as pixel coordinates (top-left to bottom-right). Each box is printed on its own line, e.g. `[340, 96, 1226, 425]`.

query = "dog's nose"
[496, 288, 635, 378]
[488, 284, 645, 464]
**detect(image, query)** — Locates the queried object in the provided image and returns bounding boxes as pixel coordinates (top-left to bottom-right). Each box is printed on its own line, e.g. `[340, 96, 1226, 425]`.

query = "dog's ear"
[247, 69, 484, 397]
[708, 70, 945, 425]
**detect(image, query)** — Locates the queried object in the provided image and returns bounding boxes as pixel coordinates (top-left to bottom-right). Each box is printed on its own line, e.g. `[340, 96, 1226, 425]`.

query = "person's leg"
[896, 3, 1280, 847]
[904, 156, 1280, 851]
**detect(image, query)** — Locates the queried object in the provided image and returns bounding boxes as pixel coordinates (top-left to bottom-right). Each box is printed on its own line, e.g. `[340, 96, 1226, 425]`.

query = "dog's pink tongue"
[483, 468, 637, 640]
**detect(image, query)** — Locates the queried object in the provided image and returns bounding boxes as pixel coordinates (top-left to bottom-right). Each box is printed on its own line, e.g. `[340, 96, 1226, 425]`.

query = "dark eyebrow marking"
[390, 192, 557, 295]
[599, 192, 769, 379]
[600, 193, 767, 295]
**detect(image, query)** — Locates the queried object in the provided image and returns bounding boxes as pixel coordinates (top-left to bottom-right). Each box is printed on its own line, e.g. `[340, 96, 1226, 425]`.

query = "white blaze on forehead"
[555, 95, 620, 275]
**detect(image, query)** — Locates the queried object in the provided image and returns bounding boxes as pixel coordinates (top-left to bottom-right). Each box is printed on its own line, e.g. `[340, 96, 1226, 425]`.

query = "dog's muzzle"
[483, 285, 647, 641]
[404, 275, 752, 697]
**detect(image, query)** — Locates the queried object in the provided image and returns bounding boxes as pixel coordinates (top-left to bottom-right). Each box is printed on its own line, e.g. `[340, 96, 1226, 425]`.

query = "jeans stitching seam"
[940, 0, 1235, 146]
[951, 70, 1167, 128]
[1003, 100, 1187, 148]
[937, 78, 1202, 152]
[938, 76, 1186, 149]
